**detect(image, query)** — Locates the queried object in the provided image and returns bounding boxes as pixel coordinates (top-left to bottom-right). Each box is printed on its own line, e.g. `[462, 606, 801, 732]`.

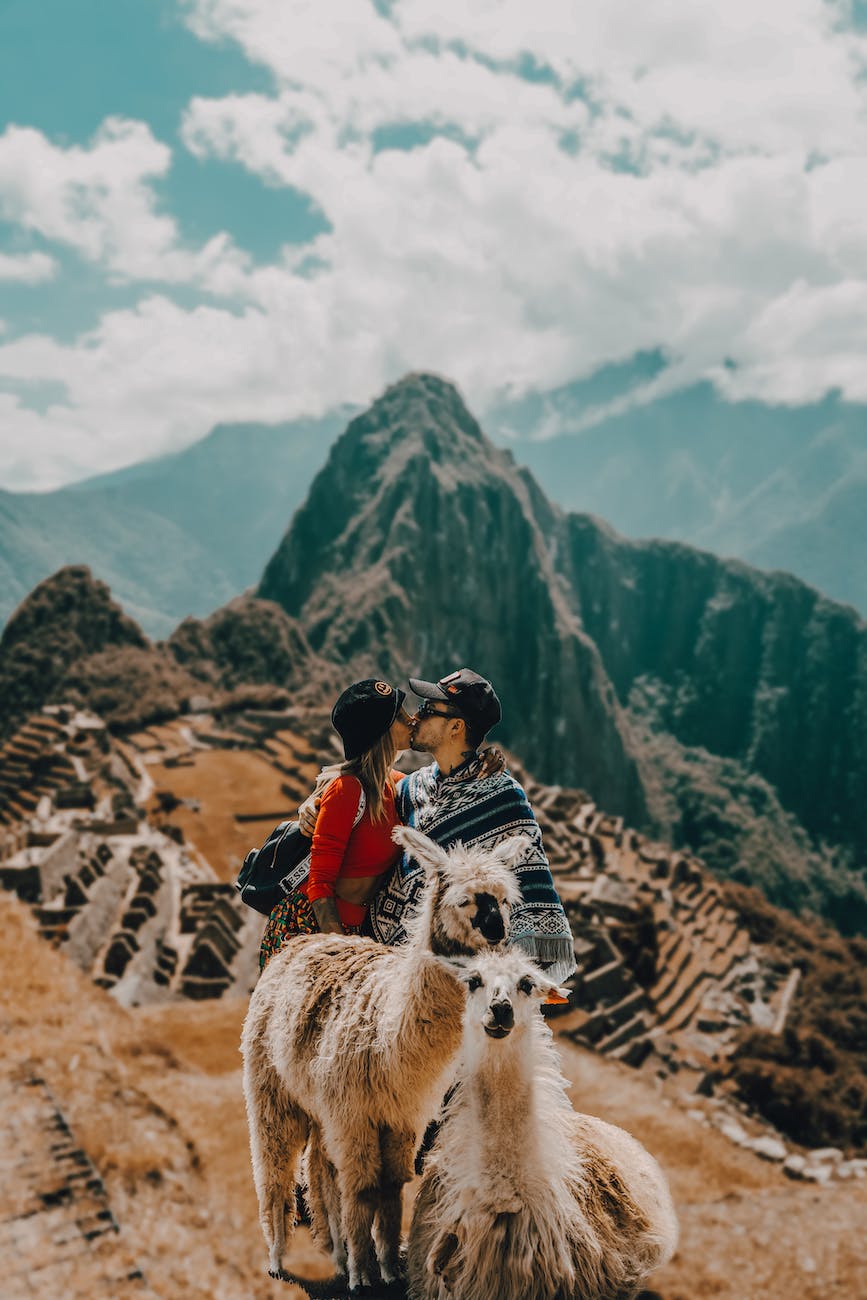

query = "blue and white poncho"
[369, 755, 576, 984]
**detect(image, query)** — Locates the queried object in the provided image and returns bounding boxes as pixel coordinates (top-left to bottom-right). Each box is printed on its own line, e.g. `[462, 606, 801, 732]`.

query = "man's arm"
[298, 790, 319, 838]
[490, 782, 577, 983]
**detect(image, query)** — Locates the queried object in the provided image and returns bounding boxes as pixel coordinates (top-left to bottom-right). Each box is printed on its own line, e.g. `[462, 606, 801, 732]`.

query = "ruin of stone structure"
[0, 704, 796, 1083]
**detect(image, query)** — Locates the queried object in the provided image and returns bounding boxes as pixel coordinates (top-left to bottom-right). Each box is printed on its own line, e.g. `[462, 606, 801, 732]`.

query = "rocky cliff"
[560, 517, 867, 859]
[259, 372, 648, 824]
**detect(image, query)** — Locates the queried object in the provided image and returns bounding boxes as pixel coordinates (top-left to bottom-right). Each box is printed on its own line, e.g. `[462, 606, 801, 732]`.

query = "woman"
[259, 679, 413, 970]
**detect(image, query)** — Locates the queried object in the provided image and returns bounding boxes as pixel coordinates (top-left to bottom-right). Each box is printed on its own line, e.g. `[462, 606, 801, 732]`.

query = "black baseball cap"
[409, 668, 502, 738]
[332, 679, 407, 761]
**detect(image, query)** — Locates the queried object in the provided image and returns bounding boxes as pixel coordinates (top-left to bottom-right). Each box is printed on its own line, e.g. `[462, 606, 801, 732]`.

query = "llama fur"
[407, 950, 679, 1300]
[241, 824, 524, 1290]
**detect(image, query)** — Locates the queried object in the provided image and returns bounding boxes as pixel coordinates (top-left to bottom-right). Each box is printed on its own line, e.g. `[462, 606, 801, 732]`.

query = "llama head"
[392, 825, 523, 956]
[458, 949, 569, 1044]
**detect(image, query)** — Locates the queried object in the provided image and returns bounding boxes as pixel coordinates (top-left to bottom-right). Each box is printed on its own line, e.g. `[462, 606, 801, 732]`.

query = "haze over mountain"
[2, 380, 866, 642]
[0, 410, 348, 637]
[489, 379, 867, 617]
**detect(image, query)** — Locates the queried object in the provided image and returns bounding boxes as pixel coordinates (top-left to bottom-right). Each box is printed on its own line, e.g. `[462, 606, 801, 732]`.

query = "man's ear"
[393, 825, 451, 874]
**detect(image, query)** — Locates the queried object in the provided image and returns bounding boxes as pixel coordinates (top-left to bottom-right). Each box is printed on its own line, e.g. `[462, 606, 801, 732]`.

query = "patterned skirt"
[259, 891, 363, 971]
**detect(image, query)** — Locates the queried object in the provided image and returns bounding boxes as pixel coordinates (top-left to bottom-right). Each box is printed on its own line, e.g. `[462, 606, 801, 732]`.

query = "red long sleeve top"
[303, 774, 402, 916]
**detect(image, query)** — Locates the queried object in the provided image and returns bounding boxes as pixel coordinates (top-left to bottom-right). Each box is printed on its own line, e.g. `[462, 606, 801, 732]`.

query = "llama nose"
[473, 895, 505, 944]
[490, 999, 514, 1029]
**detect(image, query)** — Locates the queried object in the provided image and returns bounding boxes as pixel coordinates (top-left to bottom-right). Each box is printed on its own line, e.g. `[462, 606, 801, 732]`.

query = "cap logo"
[374, 681, 393, 696]
[447, 684, 460, 694]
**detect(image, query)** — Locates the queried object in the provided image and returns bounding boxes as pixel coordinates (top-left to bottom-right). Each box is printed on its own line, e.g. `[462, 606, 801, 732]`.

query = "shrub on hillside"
[61, 646, 200, 732]
[723, 881, 867, 1152]
[216, 683, 292, 713]
[628, 696, 867, 935]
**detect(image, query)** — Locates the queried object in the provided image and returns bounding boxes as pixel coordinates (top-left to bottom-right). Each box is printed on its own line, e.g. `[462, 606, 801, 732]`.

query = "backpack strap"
[278, 779, 366, 897]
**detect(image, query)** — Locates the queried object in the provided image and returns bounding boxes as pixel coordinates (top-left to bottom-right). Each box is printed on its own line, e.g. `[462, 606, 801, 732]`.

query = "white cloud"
[174, 0, 867, 402]
[3, 0, 867, 487]
[181, 0, 402, 83]
[397, 0, 867, 155]
[0, 251, 57, 284]
[711, 279, 867, 404]
[0, 118, 249, 288]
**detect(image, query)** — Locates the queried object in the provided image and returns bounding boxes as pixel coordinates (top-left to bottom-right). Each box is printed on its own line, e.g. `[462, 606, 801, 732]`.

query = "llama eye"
[459, 898, 472, 907]
[517, 976, 535, 996]
[467, 974, 483, 992]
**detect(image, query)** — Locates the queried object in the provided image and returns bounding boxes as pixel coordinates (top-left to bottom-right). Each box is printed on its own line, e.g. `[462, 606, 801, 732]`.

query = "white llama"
[407, 950, 678, 1300]
[241, 825, 525, 1292]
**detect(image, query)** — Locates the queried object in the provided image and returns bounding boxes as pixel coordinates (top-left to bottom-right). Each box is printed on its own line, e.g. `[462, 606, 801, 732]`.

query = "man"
[303, 668, 575, 984]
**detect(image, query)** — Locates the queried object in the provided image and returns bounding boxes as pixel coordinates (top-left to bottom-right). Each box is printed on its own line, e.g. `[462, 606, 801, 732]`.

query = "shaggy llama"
[407, 950, 678, 1300]
[241, 824, 524, 1291]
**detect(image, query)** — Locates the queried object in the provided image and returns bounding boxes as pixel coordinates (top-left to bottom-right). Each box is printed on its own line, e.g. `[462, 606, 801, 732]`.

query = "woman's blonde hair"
[317, 727, 398, 824]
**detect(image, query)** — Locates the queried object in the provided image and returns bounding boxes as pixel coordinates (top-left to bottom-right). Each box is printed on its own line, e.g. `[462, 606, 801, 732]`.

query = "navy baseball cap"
[409, 668, 501, 737]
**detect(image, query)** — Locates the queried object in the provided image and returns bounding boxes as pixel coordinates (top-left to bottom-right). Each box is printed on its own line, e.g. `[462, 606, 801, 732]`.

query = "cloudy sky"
[1, 0, 866, 489]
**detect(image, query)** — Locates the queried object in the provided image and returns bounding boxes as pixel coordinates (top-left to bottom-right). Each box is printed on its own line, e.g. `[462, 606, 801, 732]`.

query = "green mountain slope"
[501, 383, 867, 614]
[0, 412, 348, 637]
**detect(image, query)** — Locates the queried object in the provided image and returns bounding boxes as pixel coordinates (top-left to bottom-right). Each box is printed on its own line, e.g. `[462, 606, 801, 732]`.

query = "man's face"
[410, 702, 464, 755]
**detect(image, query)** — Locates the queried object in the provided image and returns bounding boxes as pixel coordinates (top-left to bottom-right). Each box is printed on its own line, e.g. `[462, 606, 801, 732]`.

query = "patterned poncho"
[368, 755, 576, 984]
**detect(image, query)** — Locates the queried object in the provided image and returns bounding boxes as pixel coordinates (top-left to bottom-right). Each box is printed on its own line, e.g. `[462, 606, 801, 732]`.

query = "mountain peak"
[256, 380, 647, 821]
[1, 565, 148, 657]
[0, 566, 152, 738]
[347, 370, 487, 464]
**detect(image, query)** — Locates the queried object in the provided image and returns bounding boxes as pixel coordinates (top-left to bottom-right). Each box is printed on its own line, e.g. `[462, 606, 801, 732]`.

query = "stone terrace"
[0, 1074, 150, 1298]
[512, 762, 787, 1084]
[0, 705, 794, 1079]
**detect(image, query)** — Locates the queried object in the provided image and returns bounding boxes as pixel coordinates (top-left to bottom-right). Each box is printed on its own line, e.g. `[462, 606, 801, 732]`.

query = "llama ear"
[487, 834, 531, 870]
[392, 825, 450, 875]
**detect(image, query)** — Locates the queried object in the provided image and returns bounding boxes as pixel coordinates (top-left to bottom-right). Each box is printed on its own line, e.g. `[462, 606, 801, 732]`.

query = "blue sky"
[1, 0, 867, 488]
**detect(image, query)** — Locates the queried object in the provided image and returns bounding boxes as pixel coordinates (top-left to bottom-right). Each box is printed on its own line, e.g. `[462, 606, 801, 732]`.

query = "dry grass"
[144, 741, 318, 882]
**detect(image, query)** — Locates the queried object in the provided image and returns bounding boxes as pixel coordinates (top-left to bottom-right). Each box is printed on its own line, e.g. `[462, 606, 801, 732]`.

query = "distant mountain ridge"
[0, 411, 349, 637]
[2, 381, 865, 642]
[501, 382, 867, 615]
[2, 375, 865, 931]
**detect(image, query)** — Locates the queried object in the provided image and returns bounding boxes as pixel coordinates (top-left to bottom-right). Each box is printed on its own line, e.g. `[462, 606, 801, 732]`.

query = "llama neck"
[379, 938, 465, 1082]
[466, 1041, 540, 1199]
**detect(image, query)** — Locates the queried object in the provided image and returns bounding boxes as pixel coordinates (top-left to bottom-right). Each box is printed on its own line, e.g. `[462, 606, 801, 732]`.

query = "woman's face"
[390, 706, 415, 751]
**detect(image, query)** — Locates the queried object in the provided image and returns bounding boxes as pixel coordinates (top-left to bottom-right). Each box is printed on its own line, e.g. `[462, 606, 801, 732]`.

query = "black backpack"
[235, 786, 366, 916]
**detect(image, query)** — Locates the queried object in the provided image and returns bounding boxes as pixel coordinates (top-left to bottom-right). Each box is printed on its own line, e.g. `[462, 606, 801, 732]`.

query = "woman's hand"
[297, 792, 320, 838]
[478, 745, 507, 779]
[310, 896, 344, 935]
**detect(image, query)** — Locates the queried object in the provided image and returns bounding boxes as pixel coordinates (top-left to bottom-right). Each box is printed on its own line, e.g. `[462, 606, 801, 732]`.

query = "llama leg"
[242, 1050, 309, 1276]
[306, 1126, 347, 1274]
[332, 1124, 382, 1292]
[373, 1126, 415, 1282]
